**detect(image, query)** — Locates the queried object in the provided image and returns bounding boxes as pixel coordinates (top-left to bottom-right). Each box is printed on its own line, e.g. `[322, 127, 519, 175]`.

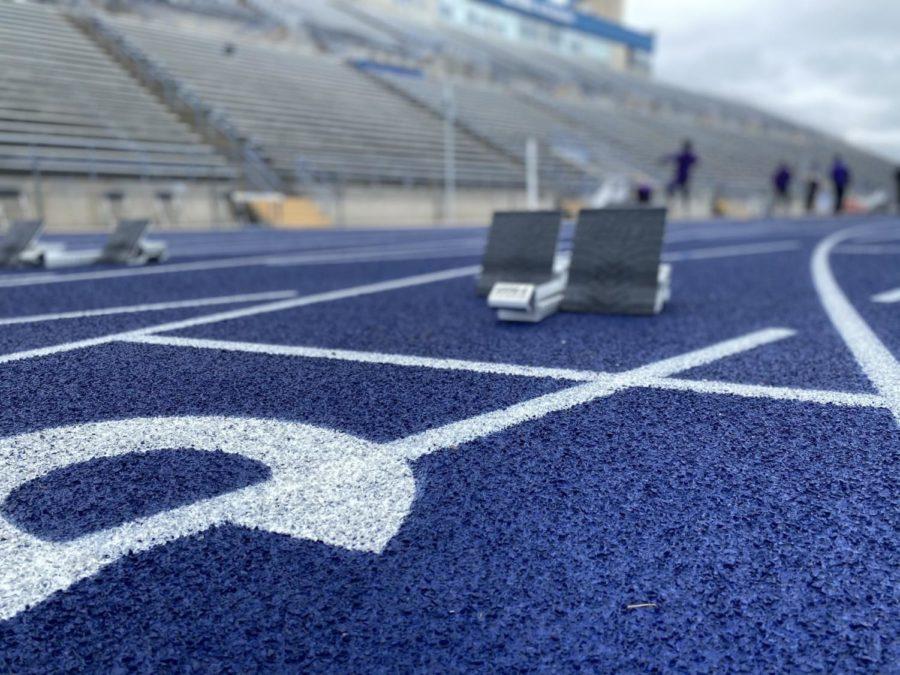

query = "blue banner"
[472, 0, 654, 52]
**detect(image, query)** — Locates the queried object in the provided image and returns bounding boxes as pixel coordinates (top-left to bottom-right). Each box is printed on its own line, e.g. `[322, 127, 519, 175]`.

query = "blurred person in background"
[804, 163, 821, 215]
[632, 174, 654, 205]
[663, 139, 698, 207]
[894, 166, 900, 213]
[830, 155, 851, 213]
[771, 162, 792, 215]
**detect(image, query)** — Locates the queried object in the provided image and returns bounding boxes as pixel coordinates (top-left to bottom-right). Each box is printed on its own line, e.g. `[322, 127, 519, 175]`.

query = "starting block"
[0, 219, 46, 267]
[477, 210, 563, 296]
[480, 207, 672, 322]
[562, 208, 670, 315]
[0, 219, 167, 269]
[97, 218, 167, 265]
[43, 219, 167, 268]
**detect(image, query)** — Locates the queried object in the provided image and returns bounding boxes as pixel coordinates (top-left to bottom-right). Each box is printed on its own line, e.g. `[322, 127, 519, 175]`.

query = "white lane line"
[664, 240, 801, 262]
[650, 376, 884, 409]
[836, 244, 900, 255]
[872, 287, 900, 304]
[122, 333, 885, 410]
[812, 224, 900, 424]
[262, 243, 482, 267]
[121, 334, 612, 381]
[169, 234, 485, 257]
[0, 265, 479, 365]
[0, 291, 299, 326]
[0, 241, 482, 289]
[388, 329, 797, 460]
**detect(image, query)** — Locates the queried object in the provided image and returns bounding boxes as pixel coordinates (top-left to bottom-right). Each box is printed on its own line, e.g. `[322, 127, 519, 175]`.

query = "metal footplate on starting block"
[43, 219, 168, 268]
[477, 210, 563, 296]
[97, 219, 167, 265]
[487, 272, 568, 322]
[561, 207, 671, 315]
[0, 219, 46, 267]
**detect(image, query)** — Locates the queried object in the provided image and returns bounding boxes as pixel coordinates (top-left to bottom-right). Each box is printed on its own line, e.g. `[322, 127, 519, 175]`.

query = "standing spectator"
[894, 166, 900, 213]
[634, 180, 654, 205]
[804, 164, 821, 215]
[663, 139, 698, 207]
[830, 155, 851, 214]
[771, 162, 792, 214]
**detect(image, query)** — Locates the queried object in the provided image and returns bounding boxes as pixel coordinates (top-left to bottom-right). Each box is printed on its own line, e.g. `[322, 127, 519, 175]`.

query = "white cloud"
[625, 0, 900, 162]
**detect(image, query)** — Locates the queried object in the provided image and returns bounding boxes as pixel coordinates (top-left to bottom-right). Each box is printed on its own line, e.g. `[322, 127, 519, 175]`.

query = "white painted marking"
[663, 240, 801, 262]
[0, 291, 298, 326]
[836, 244, 900, 256]
[262, 246, 482, 267]
[124, 333, 884, 410]
[0, 265, 479, 365]
[388, 328, 796, 460]
[0, 241, 482, 289]
[122, 334, 607, 381]
[0, 329, 796, 619]
[648, 376, 885, 409]
[872, 287, 900, 304]
[812, 225, 900, 424]
[0, 417, 414, 620]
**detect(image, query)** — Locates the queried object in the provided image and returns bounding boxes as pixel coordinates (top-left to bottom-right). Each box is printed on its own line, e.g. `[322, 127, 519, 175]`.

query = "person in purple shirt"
[663, 139, 698, 205]
[771, 162, 792, 214]
[830, 155, 851, 214]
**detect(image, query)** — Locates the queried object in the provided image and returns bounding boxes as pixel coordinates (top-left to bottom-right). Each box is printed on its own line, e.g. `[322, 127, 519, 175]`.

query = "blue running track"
[0, 216, 897, 672]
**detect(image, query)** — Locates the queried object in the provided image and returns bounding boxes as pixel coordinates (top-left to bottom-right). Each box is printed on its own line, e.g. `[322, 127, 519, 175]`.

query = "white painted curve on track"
[0, 328, 795, 620]
[811, 223, 900, 424]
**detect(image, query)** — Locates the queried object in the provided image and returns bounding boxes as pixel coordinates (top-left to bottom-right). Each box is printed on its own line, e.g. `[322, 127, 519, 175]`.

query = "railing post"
[442, 82, 457, 227]
[526, 137, 540, 210]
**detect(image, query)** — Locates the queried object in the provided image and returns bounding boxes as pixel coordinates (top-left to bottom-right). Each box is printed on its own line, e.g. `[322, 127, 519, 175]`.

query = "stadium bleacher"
[0, 1, 233, 180]
[0, 0, 893, 224]
[105, 16, 525, 187]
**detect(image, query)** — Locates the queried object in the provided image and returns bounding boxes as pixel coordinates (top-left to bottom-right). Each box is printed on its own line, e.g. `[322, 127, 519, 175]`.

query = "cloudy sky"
[624, 0, 900, 162]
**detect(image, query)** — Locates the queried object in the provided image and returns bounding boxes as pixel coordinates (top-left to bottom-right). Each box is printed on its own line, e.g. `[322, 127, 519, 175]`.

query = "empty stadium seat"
[0, 2, 234, 181]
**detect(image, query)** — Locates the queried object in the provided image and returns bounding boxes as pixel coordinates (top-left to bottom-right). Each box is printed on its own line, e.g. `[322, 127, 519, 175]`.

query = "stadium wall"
[4, 178, 235, 231]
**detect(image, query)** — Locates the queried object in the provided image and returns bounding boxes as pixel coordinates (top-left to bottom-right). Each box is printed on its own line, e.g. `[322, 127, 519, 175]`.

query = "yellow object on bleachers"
[245, 194, 332, 229]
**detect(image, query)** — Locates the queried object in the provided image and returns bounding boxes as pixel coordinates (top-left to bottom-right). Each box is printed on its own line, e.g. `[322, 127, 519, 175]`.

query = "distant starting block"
[97, 219, 167, 265]
[480, 207, 671, 322]
[0, 220, 46, 267]
[43, 219, 167, 268]
[0, 219, 168, 269]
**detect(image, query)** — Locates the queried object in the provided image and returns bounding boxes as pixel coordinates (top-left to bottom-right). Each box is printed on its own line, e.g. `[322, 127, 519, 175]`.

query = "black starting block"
[479, 210, 568, 322]
[561, 207, 670, 315]
[478, 210, 563, 296]
[0, 219, 46, 267]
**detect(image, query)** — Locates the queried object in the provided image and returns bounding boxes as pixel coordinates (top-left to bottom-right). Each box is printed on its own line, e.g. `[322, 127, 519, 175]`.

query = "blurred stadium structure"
[0, 0, 895, 228]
